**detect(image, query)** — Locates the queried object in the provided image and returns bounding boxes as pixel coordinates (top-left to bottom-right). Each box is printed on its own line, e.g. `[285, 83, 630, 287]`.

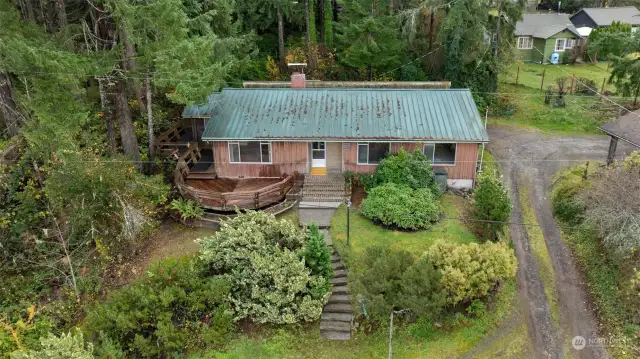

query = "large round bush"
[374, 148, 440, 196]
[197, 211, 330, 324]
[360, 183, 441, 230]
[426, 241, 517, 305]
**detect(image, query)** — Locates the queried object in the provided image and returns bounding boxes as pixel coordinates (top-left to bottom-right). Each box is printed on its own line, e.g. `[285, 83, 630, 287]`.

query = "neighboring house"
[598, 110, 640, 164]
[181, 75, 488, 190]
[515, 14, 582, 64]
[570, 6, 640, 32]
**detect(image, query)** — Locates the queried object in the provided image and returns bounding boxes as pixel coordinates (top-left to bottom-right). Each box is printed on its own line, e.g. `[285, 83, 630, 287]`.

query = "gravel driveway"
[486, 126, 636, 359]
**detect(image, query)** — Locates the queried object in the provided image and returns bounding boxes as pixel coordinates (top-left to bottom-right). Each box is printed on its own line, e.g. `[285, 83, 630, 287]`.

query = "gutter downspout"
[478, 107, 488, 173]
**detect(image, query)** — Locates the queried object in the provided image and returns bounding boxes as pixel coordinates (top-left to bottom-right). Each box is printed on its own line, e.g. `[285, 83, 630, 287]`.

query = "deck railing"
[177, 173, 295, 211]
[156, 125, 191, 155]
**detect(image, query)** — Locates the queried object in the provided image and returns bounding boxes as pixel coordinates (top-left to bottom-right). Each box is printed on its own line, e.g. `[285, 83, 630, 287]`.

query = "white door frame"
[311, 141, 326, 168]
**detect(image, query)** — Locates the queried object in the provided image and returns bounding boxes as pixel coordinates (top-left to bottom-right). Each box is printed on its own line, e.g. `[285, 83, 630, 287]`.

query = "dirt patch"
[486, 126, 637, 359]
[351, 184, 366, 206]
[110, 221, 215, 286]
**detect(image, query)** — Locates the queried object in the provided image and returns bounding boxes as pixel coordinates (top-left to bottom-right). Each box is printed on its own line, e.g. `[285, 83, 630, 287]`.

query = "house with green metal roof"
[182, 77, 488, 189]
[515, 14, 582, 64]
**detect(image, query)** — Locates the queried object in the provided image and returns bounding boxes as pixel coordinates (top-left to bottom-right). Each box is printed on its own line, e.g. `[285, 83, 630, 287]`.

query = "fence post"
[515, 65, 520, 85]
[254, 192, 259, 208]
[600, 77, 606, 94]
[570, 74, 575, 94]
[540, 69, 546, 90]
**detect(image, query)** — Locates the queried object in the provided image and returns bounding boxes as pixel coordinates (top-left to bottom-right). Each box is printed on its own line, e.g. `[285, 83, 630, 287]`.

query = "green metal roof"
[182, 93, 222, 118]
[196, 88, 488, 142]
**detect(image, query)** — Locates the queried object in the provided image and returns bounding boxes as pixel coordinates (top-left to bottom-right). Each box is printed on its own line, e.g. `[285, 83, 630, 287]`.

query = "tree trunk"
[0, 72, 21, 137]
[494, 6, 501, 57]
[429, 11, 435, 51]
[146, 75, 154, 169]
[305, 0, 314, 69]
[331, 0, 339, 43]
[317, 0, 325, 44]
[46, 0, 66, 32]
[98, 78, 117, 154]
[277, 7, 286, 69]
[369, 57, 374, 81]
[120, 27, 147, 116]
[114, 79, 141, 169]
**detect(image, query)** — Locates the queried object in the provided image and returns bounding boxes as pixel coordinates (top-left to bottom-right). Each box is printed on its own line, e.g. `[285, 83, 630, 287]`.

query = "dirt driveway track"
[486, 126, 636, 359]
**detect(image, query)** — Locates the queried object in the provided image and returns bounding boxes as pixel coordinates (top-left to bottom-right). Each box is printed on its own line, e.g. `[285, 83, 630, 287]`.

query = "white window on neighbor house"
[517, 36, 533, 49]
[228, 141, 271, 163]
[555, 38, 566, 51]
[357, 142, 390, 165]
[564, 38, 574, 49]
[423, 143, 457, 166]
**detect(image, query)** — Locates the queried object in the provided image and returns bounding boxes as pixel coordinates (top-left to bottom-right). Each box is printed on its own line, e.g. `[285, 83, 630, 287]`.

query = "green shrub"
[552, 179, 587, 226]
[374, 148, 439, 196]
[198, 211, 329, 324]
[471, 172, 511, 241]
[426, 241, 517, 305]
[302, 223, 333, 281]
[168, 198, 205, 221]
[398, 257, 447, 319]
[10, 331, 93, 359]
[353, 246, 446, 322]
[352, 246, 415, 321]
[84, 258, 232, 358]
[356, 172, 377, 191]
[360, 183, 441, 230]
[343, 170, 355, 188]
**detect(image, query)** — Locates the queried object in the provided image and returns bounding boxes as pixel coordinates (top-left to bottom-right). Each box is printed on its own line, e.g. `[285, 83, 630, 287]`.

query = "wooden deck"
[179, 175, 294, 210]
[172, 142, 295, 211]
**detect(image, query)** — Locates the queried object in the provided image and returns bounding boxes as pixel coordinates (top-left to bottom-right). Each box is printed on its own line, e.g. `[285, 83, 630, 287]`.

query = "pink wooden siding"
[343, 142, 479, 180]
[212, 141, 308, 177]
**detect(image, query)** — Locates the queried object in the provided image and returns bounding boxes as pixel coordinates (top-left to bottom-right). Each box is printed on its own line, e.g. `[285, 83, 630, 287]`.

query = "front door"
[311, 142, 326, 168]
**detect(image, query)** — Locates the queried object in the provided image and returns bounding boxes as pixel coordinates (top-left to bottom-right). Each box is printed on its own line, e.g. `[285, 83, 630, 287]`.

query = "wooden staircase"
[302, 174, 347, 202]
[320, 250, 352, 340]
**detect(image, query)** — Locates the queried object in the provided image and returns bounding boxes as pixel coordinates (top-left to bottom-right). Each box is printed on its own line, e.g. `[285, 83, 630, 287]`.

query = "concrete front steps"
[320, 251, 352, 341]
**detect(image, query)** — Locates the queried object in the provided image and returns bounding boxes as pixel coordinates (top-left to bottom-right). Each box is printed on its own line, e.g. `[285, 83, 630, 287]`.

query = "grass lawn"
[488, 84, 619, 134]
[500, 62, 614, 93]
[330, 194, 478, 272]
[208, 280, 519, 359]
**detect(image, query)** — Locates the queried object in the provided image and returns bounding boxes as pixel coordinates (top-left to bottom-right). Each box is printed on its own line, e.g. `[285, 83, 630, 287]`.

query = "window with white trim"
[564, 38, 573, 49]
[423, 143, 457, 165]
[357, 142, 390, 164]
[555, 38, 566, 51]
[517, 36, 533, 49]
[228, 141, 271, 163]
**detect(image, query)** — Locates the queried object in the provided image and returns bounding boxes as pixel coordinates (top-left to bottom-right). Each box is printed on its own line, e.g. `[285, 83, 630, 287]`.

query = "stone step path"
[320, 249, 352, 341]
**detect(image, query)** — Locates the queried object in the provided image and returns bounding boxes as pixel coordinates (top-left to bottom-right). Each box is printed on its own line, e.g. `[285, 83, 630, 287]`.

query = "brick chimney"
[291, 72, 306, 88]
[288, 63, 307, 88]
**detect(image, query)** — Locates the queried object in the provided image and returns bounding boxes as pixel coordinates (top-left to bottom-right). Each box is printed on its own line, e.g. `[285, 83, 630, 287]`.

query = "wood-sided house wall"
[342, 142, 480, 183]
[211, 140, 480, 183]
[212, 141, 308, 177]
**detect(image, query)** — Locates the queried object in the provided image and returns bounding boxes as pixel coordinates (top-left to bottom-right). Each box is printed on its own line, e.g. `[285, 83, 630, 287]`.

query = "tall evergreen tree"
[336, 0, 403, 79]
